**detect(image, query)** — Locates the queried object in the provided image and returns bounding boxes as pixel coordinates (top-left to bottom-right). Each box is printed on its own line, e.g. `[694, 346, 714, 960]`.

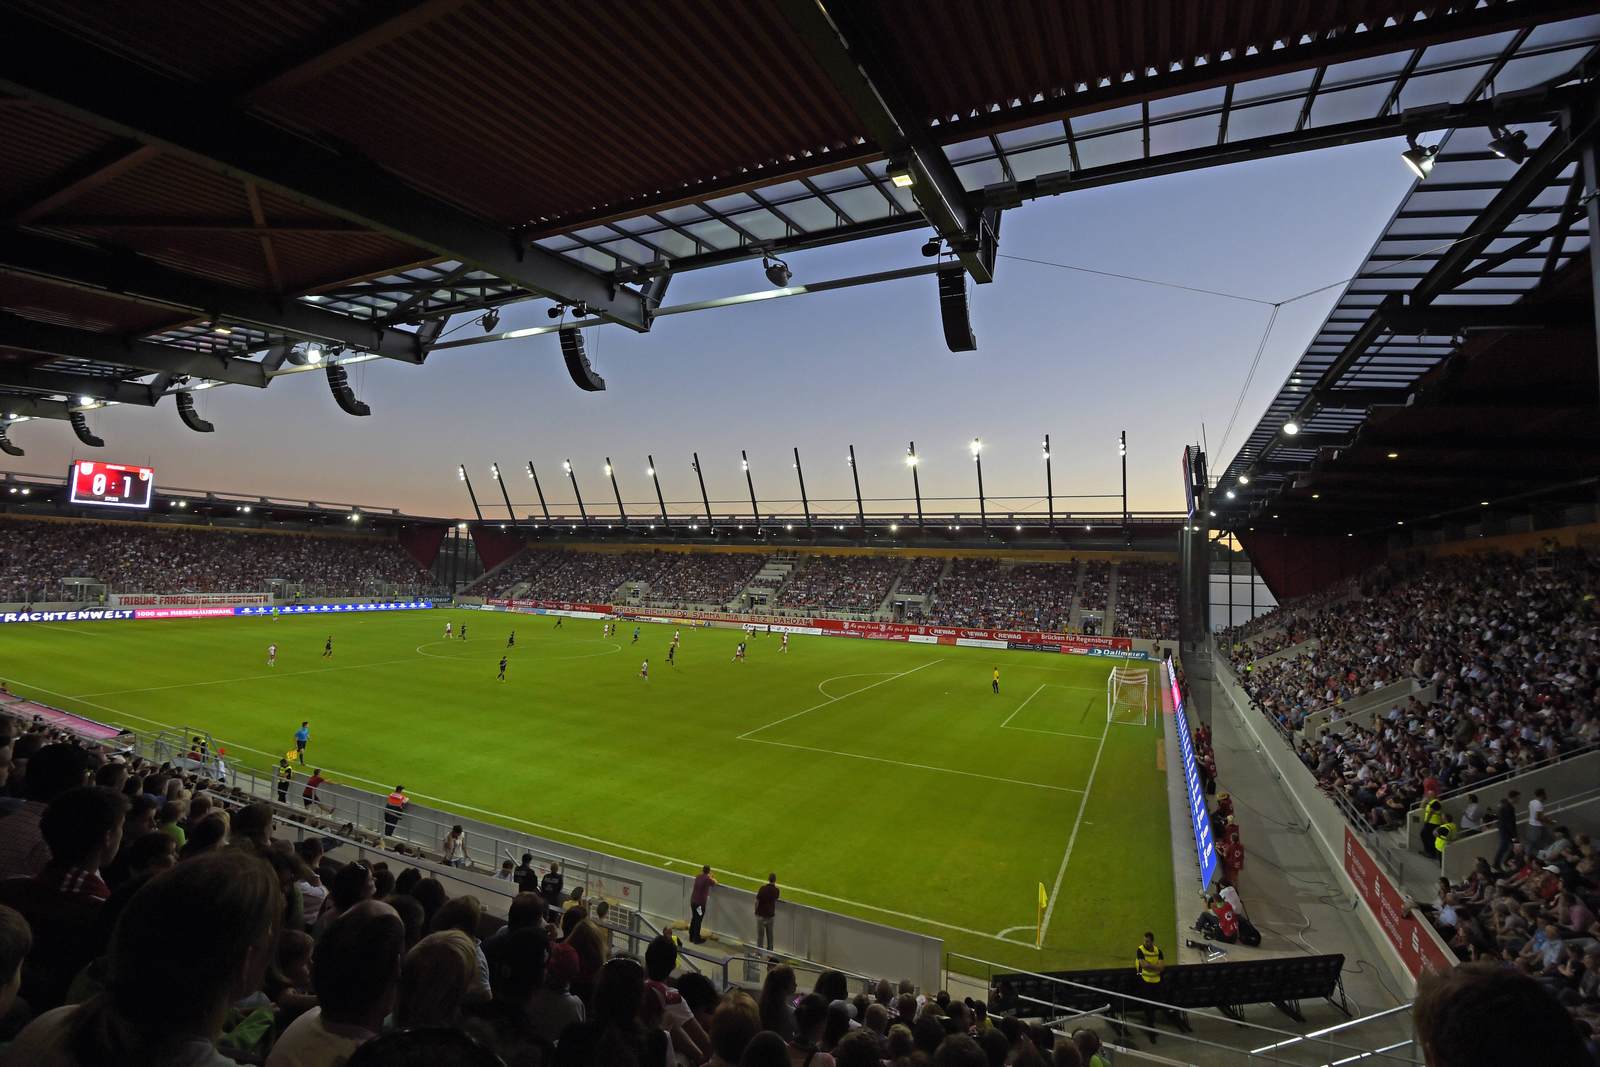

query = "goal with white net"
[1107, 665, 1151, 726]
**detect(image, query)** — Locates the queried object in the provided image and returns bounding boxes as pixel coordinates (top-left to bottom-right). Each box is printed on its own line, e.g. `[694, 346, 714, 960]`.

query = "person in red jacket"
[383, 786, 408, 838]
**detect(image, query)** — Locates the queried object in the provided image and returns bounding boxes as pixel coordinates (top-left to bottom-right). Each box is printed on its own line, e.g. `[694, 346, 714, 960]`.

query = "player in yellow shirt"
[992, 668, 1000, 695]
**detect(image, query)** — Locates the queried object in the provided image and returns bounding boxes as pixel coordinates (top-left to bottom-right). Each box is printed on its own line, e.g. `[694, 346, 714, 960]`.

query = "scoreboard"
[68, 461, 155, 509]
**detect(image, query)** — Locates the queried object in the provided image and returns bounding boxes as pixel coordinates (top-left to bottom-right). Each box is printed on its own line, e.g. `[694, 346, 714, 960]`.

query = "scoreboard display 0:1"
[68, 460, 155, 509]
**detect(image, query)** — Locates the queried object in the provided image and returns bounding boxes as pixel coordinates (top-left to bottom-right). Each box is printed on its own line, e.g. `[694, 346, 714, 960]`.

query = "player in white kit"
[267, 643, 277, 667]
[444, 620, 453, 639]
[781, 632, 789, 653]
[639, 659, 649, 681]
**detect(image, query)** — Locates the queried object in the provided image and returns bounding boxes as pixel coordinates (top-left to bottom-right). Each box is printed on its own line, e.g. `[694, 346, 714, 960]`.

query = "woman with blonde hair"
[395, 929, 484, 1028]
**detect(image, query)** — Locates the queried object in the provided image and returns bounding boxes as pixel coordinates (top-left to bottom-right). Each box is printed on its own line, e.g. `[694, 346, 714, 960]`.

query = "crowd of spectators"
[779, 555, 901, 615]
[893, 557, 944, 600]
[1112, 562, 1177, 640]
[1418, 806, 1600, 1040]
[1225, 549, 1600, 833]
[927, 559, 1079, 632]
[0, 711, 1124, 1066]
[641, 553, 766, 608]
[0, 519, 431, 602]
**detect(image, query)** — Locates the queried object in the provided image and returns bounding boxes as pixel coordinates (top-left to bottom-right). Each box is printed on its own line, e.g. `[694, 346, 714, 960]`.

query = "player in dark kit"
[460, 623, 467, 640]
[323, 636, 333, 658]
[667, 643, 676, 667]
[632, 626, 640, 644]
[507, 631, 516, 648]
[553, 616, 563, 629]
[497, 656, 507, 681]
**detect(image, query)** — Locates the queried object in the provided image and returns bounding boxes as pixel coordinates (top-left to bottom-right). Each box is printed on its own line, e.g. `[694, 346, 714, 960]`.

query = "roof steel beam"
[0, 13, 649, 332]
[0, 396, 72, 422]
[777, 0, 994, 283]
[0, 314, 267, 388]
[0, 364, 158, 407]
[0, 229, 422, 365]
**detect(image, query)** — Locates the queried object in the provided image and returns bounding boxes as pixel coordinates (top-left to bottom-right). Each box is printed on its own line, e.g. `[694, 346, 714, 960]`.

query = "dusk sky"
[1, 139, 1417, 522]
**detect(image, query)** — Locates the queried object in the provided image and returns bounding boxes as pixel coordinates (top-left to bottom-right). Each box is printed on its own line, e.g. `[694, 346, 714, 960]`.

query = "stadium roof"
[2, 0, 1598, 445]
[1211, 34, 1600, 535]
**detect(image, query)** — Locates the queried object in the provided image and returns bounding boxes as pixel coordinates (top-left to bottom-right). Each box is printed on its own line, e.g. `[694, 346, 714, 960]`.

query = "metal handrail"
[946, 952, 1418, 1067]
[1405, 739, 1600, 813]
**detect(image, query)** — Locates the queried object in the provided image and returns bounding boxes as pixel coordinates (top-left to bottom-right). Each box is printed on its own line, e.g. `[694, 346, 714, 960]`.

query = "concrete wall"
[1442, 794, 1600, 881]
[1213, 654, 1448, 997]
[1298, 679, 1424, 736]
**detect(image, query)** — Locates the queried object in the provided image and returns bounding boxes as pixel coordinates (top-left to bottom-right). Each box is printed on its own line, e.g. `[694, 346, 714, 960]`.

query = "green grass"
[4, 610, 1174, 972]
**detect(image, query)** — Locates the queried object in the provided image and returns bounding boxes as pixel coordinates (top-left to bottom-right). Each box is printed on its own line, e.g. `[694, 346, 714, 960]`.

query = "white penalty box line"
[999, 683, 1104, 740]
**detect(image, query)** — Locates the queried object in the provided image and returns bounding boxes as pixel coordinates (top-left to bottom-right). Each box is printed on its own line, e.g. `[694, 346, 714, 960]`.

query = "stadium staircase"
[738, 555, 797, 610]
[1103, 562, 1121, 635]
[462, 546, 529, 595]
[1066, 559, 1089, 630]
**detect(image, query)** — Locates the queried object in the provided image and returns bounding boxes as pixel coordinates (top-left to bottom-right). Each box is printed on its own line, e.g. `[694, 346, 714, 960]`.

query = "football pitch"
[5, 610, 1175, 971]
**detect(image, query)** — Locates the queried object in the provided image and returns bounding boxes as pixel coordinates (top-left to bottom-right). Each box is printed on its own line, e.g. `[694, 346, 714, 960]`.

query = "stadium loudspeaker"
[325, 364, 372, 416]
[175, 392, 215, 433]
[559, 326, 607, 391]
[937, 265, 977, 352]
[0, 425, 21, 457]
[70, 411, 105, 448]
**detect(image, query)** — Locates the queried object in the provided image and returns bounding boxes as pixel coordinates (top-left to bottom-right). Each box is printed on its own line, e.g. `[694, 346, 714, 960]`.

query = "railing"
[133, 727, 638, 913]
[947, 953, 1418, 1067]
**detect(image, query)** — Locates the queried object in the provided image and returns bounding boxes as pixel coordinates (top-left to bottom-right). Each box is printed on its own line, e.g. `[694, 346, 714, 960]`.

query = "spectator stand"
[1438, 781, 1600, 882]
[1400, 744, 1600, 857]
[125, 722, 944, 989]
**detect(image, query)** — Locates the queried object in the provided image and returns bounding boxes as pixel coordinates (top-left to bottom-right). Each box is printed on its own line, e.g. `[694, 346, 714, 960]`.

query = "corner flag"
[1036, 882, 1048, 947]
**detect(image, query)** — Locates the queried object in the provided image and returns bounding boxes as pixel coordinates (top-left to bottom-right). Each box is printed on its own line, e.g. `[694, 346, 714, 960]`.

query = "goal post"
[1107, 665, 1151, 726]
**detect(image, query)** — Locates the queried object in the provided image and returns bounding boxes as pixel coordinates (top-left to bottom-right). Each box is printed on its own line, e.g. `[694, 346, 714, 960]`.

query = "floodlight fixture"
[1282, 420, 1300, 435]
[1487, 126, 1529, 164]
[563, 460, 572, 474]
[1387, 452, 1400, 460]
[491, 463, 501, 480]
[482, 308, 501, 332]
[887, 157, 914, 187]
[305, 343, 324, 364]
[1238, 474, 1249, 485]
[1312, 493, 1321, 499]
[1225, 489, 1236, 499]
[1401, 134, 1438, 179]
[213, 324, 233, 335]
[921, 236, 942, 258]
[77, 395, 93, 407]
[647, 466, 655, 476]
[763, 257, 792, 287]
[458, 465, 466, 481]
[970, 437, 982, 457]
[604, 462, 612, 476]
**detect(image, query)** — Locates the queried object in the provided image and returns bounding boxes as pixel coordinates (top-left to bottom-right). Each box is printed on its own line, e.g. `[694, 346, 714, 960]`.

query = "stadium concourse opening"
[4, 2, 1600, 1065]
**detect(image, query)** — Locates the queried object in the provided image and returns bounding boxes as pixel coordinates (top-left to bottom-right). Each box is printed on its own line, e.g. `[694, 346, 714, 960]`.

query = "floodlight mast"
[848, 444, 865, 527]
[793, 447, 812, 529]
[458, 464, 484, 522]
[971, 438, 986, 529]
[564, 458, 589, 527]
[691, 453, 712, 530]
[741, 450, 760, 530]
[907, 441, 923, 527]
[1043, 433, 1054, 529]
[1120, 430, 1129, 542]
[648, 454, 669, 528]
[605, 456, 627, 526]
[491, 462, 516, 526]
[526, 461, 551, 523]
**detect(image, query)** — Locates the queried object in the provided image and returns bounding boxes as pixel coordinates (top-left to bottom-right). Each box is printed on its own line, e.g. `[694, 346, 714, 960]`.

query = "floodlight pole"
[1120, 430, 1129, 540]
[908, 441, 923, 527]
[692, 453, 712, 529]
[741, 450, 760, 530]
[525, 461, 551, 524]
[1043, 433, 1054, 528]
[848, 444, 865, 527]
[793, 447, 812, 528]
[457, 464, 484, 522]
[648, 455, 669, 527]
[490, 463, 516, 526]
[564, 459, 589, 527]
[604, 457, 627, 526]
[973, 440, 987, 529]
